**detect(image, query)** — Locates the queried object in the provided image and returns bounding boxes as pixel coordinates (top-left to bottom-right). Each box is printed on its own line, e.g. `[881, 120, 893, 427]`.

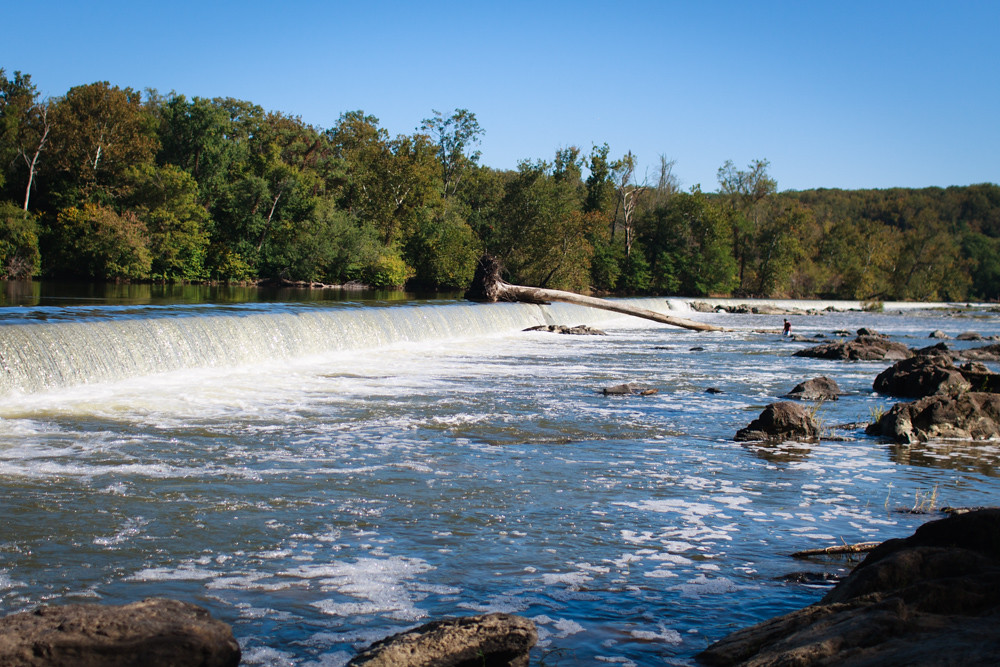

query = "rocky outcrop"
[866, 391, 1000, 443]
[929, 329, 950, 339]
[0, 598, 240, 667]
[959, 343, 1000, 362]
[957, 331, 984, 341]
[872, 354, 971, 398]
[784, 376, 842, 401]
[793, 336, 911, 361]
[523, 324, 606, 335]
[348, 613, 537, 667]
[735, 402, 819, 441]
[697, 509, 1000, 666]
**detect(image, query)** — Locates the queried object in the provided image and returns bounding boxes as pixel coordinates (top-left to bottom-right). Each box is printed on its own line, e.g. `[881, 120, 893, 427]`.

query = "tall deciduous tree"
[420, 108, 483, 200]
[717, 158, 778, 294]
[0, 69, 50, 210]
[46, 82, 159, 205]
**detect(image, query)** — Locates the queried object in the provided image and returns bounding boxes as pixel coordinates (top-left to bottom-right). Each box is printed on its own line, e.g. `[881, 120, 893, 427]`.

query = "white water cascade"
[0, 299, 673, 396]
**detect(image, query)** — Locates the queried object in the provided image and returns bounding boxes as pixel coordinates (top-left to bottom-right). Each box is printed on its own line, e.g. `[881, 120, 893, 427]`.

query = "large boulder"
[348, 613, 537, 667]
[793, 336, 911, 361]
[697, 509, 1000, 666]
[872, 354, 971, 398]
[735, 402, 819, 442]
[866, 392, 1000, 443]
[784, 376, 842, 401]
[0, 598, 240, 667]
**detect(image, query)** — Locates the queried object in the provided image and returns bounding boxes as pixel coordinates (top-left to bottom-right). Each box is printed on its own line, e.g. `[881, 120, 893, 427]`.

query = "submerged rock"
[866, 391, 1000, 443]
[794, 336, 911, 361]
[601, 382, 658, 396]
[696, 509, 1000, 667]
[784, 376, 842, 401]
[0, 598, 240, 667]
[348, 613, 537, 667]
[735, 402, 819, 442]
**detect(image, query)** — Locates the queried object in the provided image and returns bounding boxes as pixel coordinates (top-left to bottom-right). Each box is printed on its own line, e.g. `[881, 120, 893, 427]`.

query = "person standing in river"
[783, 319, 792, 336]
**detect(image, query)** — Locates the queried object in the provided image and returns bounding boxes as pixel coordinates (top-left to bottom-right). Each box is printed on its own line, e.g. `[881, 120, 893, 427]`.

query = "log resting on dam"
[464, 255, 724, 333]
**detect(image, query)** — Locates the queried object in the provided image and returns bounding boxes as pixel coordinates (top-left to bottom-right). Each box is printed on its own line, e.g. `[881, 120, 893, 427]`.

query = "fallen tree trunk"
[465, 255, 724, 332]
[790, 541, 880, 559]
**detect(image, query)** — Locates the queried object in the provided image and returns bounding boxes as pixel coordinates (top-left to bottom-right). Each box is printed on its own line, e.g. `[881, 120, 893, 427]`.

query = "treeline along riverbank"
[2, 69, 999, 301]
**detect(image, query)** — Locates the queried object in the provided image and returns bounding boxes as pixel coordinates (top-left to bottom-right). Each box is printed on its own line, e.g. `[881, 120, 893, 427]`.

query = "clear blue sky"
[4, 0, 998, 192]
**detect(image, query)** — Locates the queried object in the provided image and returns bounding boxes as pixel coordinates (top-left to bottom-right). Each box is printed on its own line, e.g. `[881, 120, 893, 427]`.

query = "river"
[1, 283, 998, 665]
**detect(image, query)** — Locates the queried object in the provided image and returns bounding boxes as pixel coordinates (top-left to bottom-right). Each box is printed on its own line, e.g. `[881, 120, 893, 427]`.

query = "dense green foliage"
[2, 68, 998, 300]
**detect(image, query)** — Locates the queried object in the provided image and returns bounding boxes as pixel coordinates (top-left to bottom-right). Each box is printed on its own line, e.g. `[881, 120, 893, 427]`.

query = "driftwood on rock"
[465, 255, 724, 332]
[698, 509, 1000, 667]
[790, 541, 880, 559]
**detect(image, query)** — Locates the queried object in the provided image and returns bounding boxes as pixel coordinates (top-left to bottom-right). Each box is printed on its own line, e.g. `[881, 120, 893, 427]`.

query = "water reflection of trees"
[887, 440, 1000, 477]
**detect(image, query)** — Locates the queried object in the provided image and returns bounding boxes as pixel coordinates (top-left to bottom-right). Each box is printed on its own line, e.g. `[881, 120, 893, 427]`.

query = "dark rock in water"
[601, 382, 658, 396]
[706, 387, 724, 394]
[348, 612, 537, 667]
[689, 301, 717, 313]
[689, 346, 706, 352]
[523, 324, 606, 335]
[0, 598, 240, 667]
[959, 343, 1000, 362]
[866, 392, 1000, 443]
[784, 376, 842, 401]
[873, 355, 971, 398]
[856, 327, 885, 337]
[696, 509, 1000, 667]
[929, 329, 951, 339]
[957, 331, 984, 341]
[794, 336, 911, 361]
[913, 341, 952, 356]
[734, 402, 819, 442]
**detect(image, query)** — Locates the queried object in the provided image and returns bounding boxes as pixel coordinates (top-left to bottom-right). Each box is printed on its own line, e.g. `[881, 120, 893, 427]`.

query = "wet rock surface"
[872, 353, 971, 398]
[866, 391, 1000, 443]
[784, 376, 842, 401]
[0, 598, 240, 667]
[601, 382, 658, 396]
[348, 613, 537, 667]
[959, 343, 1000, 362]
[697, 509, 1000, 667]
[735, 402, 819, 442]
[793, 335, 911, 361]
[523, 324, 606, 335]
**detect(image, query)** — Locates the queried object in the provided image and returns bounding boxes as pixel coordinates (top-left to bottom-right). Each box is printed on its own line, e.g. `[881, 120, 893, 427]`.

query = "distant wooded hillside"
[2, 70, 997, 300]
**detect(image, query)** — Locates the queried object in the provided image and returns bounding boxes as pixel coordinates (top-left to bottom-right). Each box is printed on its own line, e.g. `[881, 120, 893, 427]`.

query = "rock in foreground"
[0, 598, 240, 667]
[348, 613, 537, 667]
[735, 402, 819, 442]
[866, 391, 1000, 443]
[697, 509, 1000, 666]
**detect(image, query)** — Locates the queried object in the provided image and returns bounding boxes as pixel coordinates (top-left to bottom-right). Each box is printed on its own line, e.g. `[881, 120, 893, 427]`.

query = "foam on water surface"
[0, 299, 998, 663]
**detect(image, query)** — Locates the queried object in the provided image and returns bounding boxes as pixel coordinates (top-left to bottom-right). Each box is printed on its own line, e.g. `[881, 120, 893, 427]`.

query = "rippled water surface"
[1, 296, 998, 666]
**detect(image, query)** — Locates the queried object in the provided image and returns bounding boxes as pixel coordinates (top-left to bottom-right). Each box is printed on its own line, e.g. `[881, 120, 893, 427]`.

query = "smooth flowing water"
[1, 291, 998, 666]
